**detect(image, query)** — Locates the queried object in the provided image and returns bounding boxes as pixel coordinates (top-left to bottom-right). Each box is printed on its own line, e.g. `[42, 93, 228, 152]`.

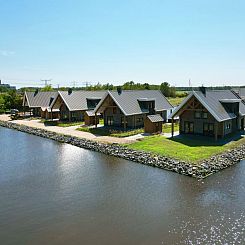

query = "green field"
[168, 97, 185, 106]
[126, 134, 245, 162]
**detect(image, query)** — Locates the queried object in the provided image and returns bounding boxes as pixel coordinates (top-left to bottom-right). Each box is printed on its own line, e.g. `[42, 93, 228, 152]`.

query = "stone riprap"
[0, 120, 244, 179]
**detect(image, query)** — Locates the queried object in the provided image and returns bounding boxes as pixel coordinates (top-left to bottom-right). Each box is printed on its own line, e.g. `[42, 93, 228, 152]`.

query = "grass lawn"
[43, 118, 104, 127]
[42, 120, 85, 127]
[168, 97, 185, 106]
[57, 121, 85, 127]
[77, 126, 144, 137]
[77, 122, 179, 137]
[126, 134, 245, 163]
[163, 123, 179, 133]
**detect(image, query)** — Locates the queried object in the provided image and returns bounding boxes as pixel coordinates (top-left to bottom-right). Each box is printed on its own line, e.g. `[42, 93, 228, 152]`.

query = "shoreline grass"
[77, 127, 144, 137]
[125, 134, 245, 163]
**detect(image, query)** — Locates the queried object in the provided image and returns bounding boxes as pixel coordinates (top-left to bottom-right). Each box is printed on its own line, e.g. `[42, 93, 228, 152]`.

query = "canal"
[0, 127, 244, 244]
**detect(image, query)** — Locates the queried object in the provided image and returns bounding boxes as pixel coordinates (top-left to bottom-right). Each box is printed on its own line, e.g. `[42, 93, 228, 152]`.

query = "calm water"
[0, 127, 244, 245]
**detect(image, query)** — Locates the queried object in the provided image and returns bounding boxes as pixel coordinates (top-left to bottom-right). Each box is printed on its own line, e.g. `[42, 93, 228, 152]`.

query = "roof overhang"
[147, 114, 164, 122]
[137, 98, 155, 102]
[57, 91, 72, 111]
[94, 91, 128, 116]
[23, 92, 30, 107]
[220, 99, 241, 103]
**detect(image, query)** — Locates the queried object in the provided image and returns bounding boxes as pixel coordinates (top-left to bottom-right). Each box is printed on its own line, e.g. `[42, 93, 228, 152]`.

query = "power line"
[41, 79, 52, 86]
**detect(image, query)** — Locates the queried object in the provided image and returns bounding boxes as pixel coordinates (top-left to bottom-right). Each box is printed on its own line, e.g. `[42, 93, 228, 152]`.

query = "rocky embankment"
[1, 120, 244, 179]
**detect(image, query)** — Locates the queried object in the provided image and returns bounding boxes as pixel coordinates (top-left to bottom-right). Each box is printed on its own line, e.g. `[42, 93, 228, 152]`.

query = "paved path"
[0, 114, 180, 144]
[0, 115, 136, 144]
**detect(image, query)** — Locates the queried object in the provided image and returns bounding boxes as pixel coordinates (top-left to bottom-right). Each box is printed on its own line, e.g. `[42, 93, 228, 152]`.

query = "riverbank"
[1, 119, 245, 179]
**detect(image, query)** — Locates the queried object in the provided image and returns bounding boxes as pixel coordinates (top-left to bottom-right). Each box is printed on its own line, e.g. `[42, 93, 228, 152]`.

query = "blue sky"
[0, 0, 245, 88]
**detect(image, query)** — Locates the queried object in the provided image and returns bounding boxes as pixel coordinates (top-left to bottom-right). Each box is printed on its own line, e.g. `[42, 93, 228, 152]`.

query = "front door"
[203, 123, 214, 136]
[184, 122, 194, 134]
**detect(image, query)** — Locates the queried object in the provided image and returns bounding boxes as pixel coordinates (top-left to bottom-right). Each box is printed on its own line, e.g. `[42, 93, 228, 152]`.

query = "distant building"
[0, 80, 16, 90]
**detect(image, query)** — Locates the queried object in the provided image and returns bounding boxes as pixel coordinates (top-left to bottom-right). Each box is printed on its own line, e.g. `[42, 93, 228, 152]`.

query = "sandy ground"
[0, 114, 139, 144]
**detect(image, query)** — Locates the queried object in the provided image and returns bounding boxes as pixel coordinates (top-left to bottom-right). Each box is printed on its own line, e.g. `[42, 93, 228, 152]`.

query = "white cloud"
[0, 50, 15, 56]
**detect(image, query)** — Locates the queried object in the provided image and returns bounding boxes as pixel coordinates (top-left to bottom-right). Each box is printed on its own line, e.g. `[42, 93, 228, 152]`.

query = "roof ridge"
[111, 89, 160, 92]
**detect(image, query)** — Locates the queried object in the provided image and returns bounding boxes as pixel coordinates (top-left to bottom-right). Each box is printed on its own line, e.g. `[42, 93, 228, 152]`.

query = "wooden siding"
[84, 114, 99, 126]
[144, 118, 163, 134]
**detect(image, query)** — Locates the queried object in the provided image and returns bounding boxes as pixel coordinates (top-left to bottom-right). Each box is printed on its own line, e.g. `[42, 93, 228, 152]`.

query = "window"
[137, 117, 143, 123]
[203, 112, 208, 119]
[203, 123, 208, 131]
[87, 99, 101, 109]
[209, 124, 214, 131]
[203, 123, 214, 136]
[195, 111, 201, 119]
[107, 116, 113, 126]
[226, 123, 231, 130]
[113, 107, 117, 114]
[149, 102, 154, 109]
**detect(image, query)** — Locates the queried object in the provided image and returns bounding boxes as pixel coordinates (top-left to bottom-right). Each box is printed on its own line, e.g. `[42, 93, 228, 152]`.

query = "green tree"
[160, 82, 171, 97]
[3, 91, 23, 110]
[0, 94, 5, 113]
[41, 85, 53, 92]
[143, 83, 150, 90]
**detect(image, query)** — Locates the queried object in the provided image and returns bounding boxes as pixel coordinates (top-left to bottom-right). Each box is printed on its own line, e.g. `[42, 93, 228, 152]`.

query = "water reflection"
[169, 212, 245, 245]
[0, 127, 244, 245]
[57, 144, 86, 173]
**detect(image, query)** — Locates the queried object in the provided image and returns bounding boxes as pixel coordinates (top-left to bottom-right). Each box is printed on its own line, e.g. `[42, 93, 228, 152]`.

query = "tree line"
[19, 81, 183, 98]
[0, 81, 186, 113]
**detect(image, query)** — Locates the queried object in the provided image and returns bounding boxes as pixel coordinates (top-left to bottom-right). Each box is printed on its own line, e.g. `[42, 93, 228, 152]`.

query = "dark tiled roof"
[171, 90, 245, 122]
[24, 91, 58, 108]
[95, 90, 173, 116]
[147, 114, 164, 122]
[58, 91, 106, 111]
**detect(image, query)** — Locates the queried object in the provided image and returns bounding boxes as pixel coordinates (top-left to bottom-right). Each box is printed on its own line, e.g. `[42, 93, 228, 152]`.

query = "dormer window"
[137, 98, 155, 112]
[87, 98, 101, 109]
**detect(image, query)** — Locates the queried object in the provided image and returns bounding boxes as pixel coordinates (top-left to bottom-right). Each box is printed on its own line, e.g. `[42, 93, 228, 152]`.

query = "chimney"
[199, 86, 206, 96]
[68, 88, 72, 95]
[34, 89, 38, 96]
[117, 86, 122, 95]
